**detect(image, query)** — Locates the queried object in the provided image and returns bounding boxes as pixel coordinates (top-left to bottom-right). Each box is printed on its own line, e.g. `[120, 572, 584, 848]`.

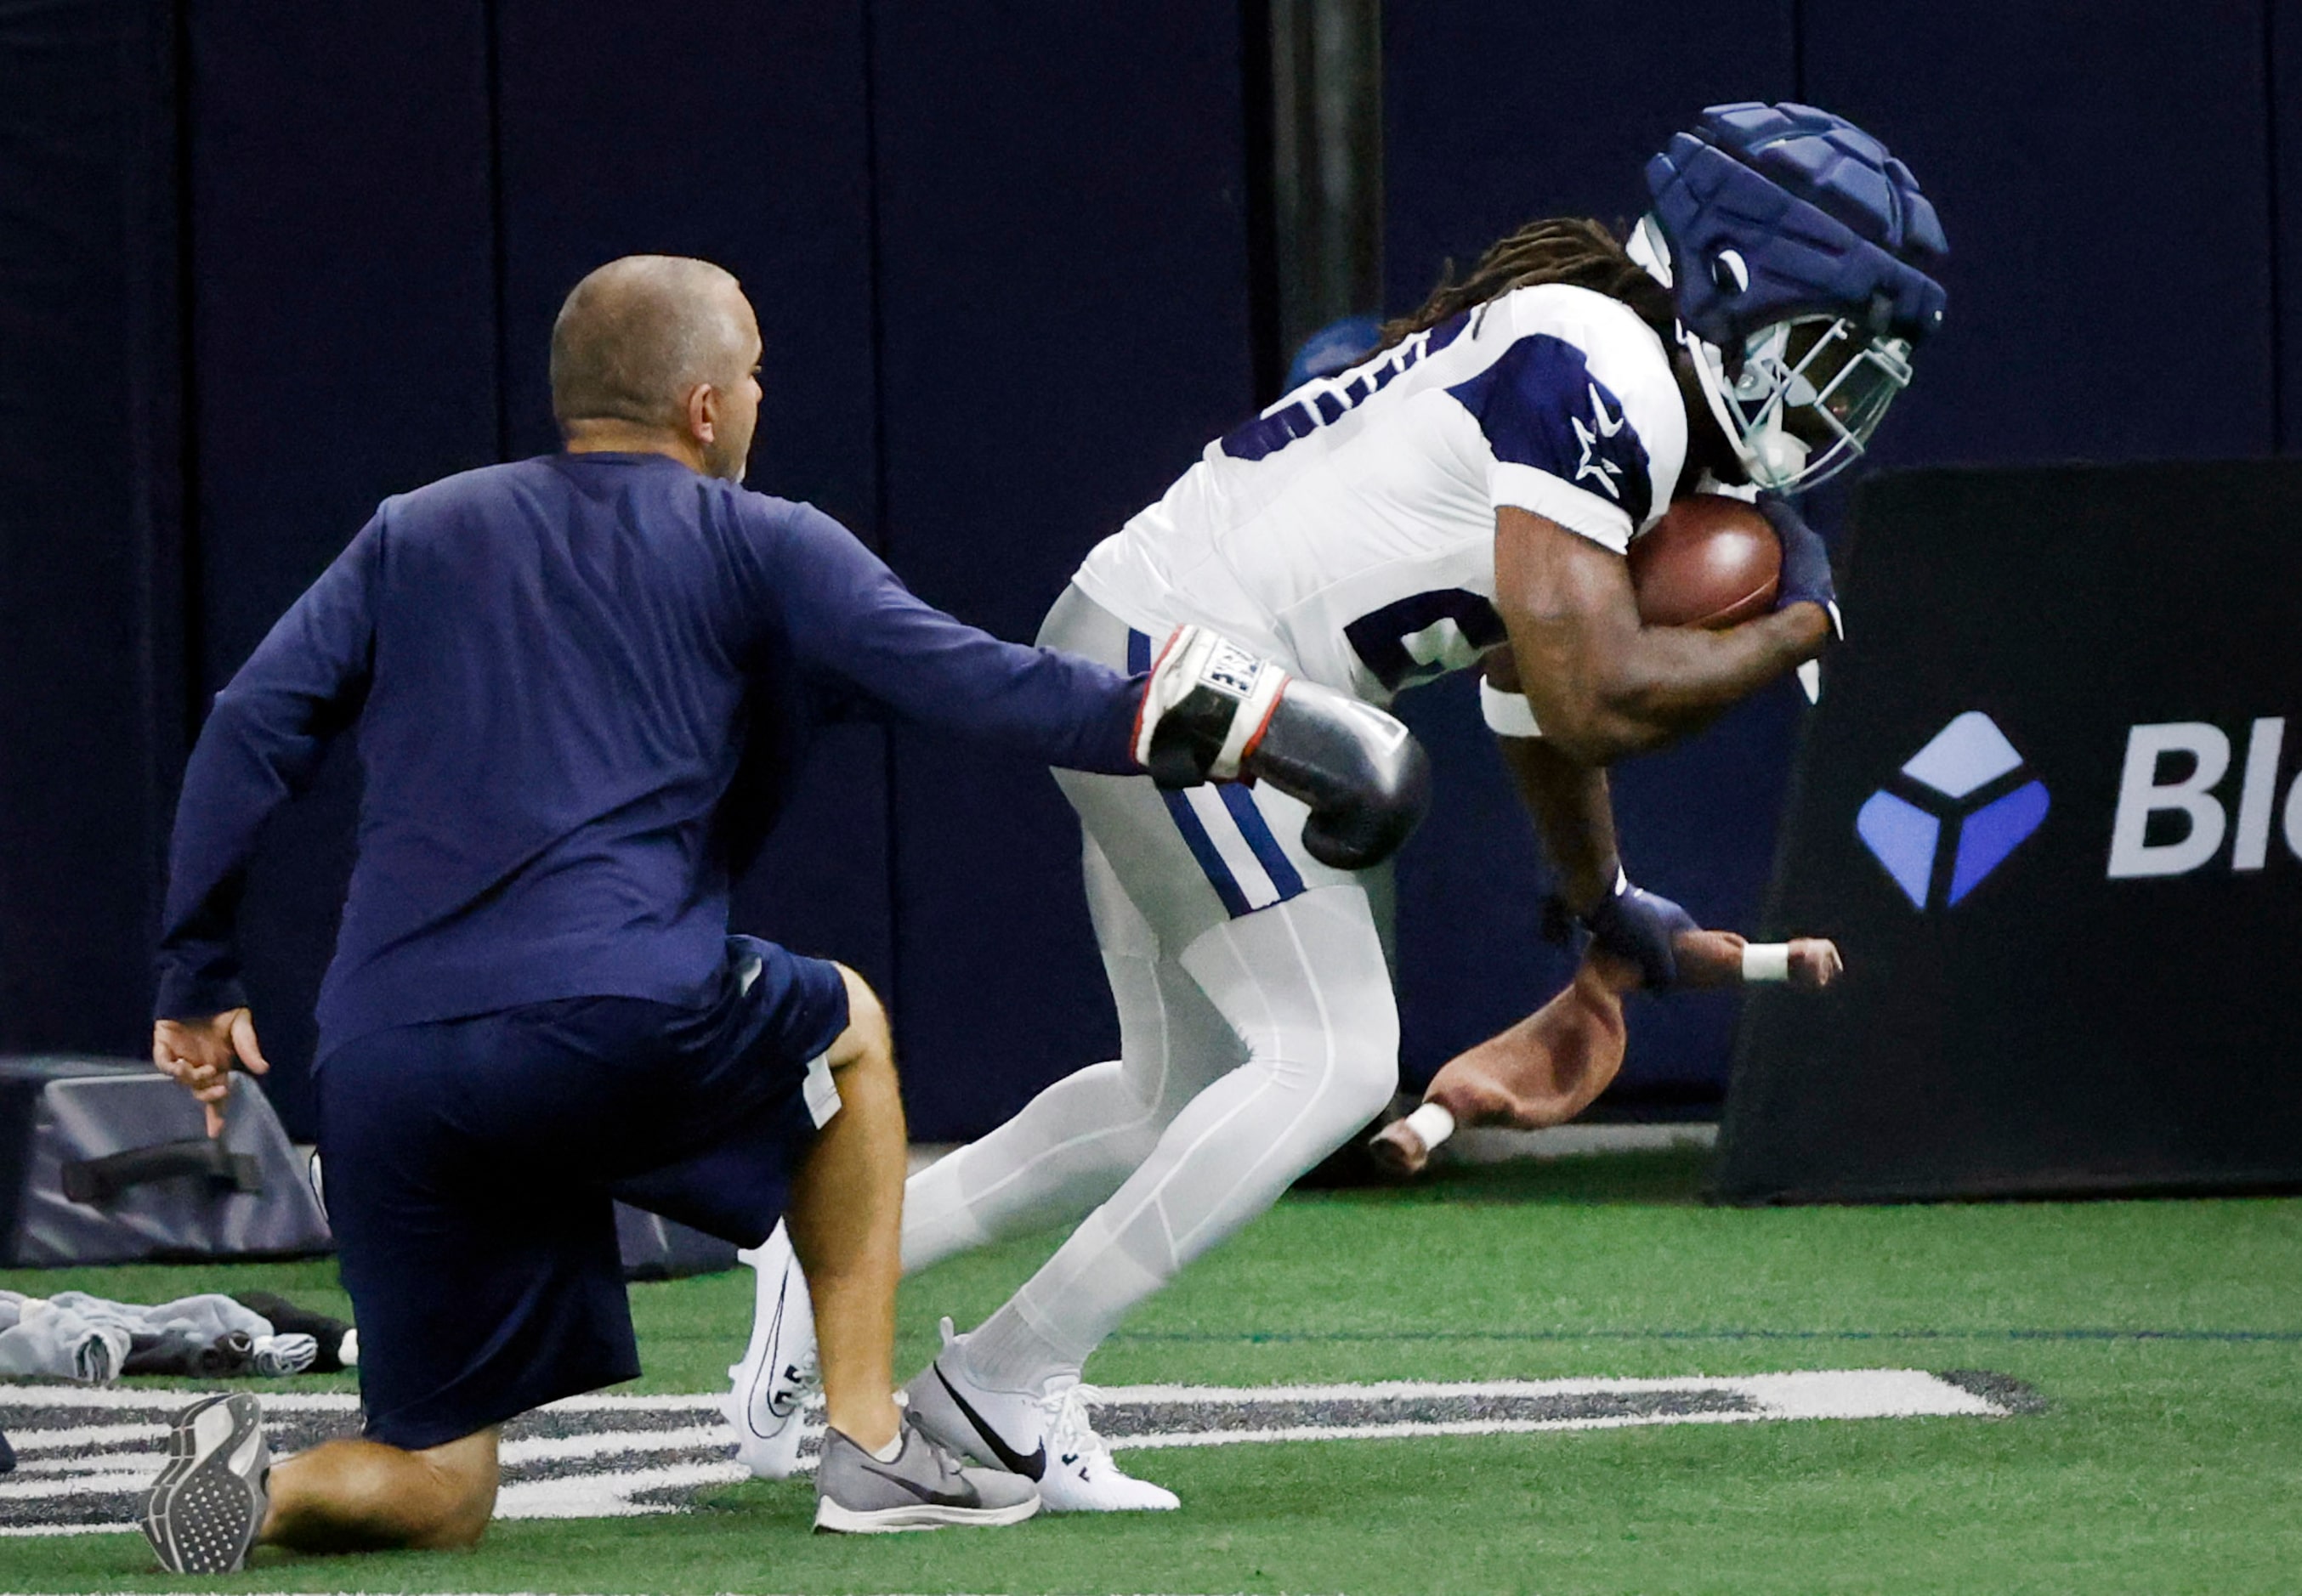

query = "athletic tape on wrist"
[1402, 1101, 1456, 1149]
[1740, 942, 1791, 983]
[1480, 679, 1542, 739]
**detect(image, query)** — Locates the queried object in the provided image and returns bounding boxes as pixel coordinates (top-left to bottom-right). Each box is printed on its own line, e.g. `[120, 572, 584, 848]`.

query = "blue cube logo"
[1857, 712, 2050, 908]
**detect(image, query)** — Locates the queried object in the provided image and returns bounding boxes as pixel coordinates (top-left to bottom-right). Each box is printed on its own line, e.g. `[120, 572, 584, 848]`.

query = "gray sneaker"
[142, 1393, 271, 1573]
[813, 1416, 1040, 1533]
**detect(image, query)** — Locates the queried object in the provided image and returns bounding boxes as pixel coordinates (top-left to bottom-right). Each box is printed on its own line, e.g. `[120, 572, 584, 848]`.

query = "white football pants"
[904, 586, 1399, 1387]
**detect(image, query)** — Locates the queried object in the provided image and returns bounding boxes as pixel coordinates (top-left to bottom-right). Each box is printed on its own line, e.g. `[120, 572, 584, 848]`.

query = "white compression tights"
[908, 878, 1399, 1390]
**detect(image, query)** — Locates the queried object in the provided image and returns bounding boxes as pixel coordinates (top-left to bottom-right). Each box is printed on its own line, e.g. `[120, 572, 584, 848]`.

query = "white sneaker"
[813, 1417, 1040, 1533]
[142, 1393, 270, 1573]
[901, 1318, 1177, 1513]
[724, 1234, 819, 1480]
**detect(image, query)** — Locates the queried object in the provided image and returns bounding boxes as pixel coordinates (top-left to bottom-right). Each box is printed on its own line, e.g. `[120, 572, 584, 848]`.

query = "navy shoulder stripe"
[1217, 308, 1474, 463]
[1445, 334, 1651, 528]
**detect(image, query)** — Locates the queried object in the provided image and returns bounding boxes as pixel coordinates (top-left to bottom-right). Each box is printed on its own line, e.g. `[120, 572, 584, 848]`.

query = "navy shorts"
[315, 937, 849, 1451]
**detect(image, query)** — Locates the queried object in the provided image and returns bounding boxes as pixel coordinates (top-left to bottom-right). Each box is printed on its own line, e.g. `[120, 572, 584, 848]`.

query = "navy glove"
[1541, 872, 1698, 992]
[1759, 492, 1841, 640]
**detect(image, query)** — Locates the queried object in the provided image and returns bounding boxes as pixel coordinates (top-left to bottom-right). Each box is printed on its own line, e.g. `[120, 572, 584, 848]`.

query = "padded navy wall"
[869, 4, 1257, 1135]
[0, 0, 181, 1061]
[6, 0, 2299, 1136]
[1802, 1, 2275, 467]
[185, 2, 499, 1134]
[1385, 3, 1795, 308]
[2281, 3, 2300, 454]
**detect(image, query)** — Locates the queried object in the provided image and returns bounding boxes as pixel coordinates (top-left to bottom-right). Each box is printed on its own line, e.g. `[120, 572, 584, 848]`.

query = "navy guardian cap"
[1630, 102, 1948, 490]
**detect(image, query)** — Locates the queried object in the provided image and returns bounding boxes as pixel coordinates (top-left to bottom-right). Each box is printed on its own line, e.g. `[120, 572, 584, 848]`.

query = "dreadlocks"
[1377, 217, 1674, 353]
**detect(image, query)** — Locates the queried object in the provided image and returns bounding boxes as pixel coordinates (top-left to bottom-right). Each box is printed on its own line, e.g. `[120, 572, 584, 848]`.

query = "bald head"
[550, 255, 757, 439]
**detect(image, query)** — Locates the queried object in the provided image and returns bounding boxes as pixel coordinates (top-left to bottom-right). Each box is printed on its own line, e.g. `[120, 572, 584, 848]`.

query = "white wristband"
[1741, 942, 1792, 982]
[1480, 679, 1542, 739]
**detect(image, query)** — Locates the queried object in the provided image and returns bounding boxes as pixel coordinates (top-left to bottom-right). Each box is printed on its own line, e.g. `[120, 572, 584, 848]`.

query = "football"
[1628, 492, 1782, 629]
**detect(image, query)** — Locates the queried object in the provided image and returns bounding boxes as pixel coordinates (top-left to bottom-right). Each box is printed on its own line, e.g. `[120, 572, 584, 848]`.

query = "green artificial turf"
[7, 1149, 2300, 1593]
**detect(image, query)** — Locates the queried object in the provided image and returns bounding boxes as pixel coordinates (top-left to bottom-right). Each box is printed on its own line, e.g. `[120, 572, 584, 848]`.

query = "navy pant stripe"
[1163, 790, 1257, 917]
[1129, 628, 1256, 918]
[1218, 783, 1307, 901]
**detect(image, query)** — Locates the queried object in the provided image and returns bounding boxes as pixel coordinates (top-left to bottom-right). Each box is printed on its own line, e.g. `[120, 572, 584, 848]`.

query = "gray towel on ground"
[0, 1289, 312, 1382]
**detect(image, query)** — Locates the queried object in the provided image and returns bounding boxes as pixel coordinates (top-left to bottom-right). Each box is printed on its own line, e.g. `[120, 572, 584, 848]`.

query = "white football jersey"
[1072, 283, 1687, 705]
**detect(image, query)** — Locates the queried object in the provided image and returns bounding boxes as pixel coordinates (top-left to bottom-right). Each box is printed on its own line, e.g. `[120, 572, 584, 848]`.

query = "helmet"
[1631, 102, 1948, 490]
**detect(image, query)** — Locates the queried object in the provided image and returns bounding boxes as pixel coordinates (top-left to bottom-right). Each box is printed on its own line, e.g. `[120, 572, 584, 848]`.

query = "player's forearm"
[1494, 735, 1619, 914]
[1519, 603, 1826, 764]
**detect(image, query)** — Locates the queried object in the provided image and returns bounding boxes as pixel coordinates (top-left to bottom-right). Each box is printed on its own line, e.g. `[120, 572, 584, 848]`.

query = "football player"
[729, 102, 1948, 1508]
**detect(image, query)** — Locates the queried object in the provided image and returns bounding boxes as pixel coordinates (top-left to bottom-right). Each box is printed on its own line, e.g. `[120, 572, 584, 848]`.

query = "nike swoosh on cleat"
[935, 1368, 1046, 1480]
[741, 1286, 804, 1434]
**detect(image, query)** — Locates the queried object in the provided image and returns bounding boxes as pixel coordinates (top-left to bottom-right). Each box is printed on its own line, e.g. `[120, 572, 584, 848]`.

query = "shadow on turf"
[1294, 1145, 1713, 1208]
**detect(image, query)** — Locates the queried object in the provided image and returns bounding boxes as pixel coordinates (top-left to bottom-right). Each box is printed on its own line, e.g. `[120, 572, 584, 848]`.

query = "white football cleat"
[1035, 1379, 1178, 1512]
[725, 1227, 819, 1480]
[901, 1318, 1177, 1513]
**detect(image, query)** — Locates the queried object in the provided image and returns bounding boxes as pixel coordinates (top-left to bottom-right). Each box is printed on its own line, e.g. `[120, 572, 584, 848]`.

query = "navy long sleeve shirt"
[155, 452, 1143, 1058]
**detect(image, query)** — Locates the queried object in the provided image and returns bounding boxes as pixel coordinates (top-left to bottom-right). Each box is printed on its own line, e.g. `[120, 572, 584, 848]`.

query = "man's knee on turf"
[410, 1430, 500, 1549]
[265, 1428, 498, 1554]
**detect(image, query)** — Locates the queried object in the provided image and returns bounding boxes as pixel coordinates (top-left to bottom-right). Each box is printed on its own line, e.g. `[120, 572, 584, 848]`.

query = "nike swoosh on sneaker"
[935, 1368, 1046, 1480]
[858, 1460, 979, 1508]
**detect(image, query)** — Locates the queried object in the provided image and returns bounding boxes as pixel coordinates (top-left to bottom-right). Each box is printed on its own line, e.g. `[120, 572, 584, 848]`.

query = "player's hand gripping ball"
[1628, 493, 1782, 629]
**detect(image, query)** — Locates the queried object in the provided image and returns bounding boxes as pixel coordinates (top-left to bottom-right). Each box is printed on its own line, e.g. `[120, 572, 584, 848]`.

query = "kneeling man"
[143, 256, 1421, 1568]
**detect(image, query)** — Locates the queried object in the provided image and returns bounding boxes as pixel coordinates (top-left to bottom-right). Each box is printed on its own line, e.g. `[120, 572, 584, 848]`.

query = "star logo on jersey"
[1572, 382, 1626, 500]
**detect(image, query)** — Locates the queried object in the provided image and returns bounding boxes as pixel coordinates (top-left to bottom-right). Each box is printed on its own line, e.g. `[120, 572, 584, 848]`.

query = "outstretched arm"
[772, 510, 1142, 774]
[1494, 505, 1826, 767]
[768, 508, 1428, 866]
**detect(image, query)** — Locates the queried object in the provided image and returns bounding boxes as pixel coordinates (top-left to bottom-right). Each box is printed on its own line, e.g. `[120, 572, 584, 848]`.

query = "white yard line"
[0, 1369, 2015, 1542]
[0, 1387, 362, 1412]
[3, 1369, 2004, 1416]
[496, 1424, 731, 1466]
[1123, 1408, 1769, 1448]
[492, 1461, 751, 1520]
[1096, 1367, 2004, 1417]
[0, 1385, 728, 1413]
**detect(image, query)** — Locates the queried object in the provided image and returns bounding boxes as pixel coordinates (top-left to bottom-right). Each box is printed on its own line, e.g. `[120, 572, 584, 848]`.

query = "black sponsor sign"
[1715, 461, 2302, 1202]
